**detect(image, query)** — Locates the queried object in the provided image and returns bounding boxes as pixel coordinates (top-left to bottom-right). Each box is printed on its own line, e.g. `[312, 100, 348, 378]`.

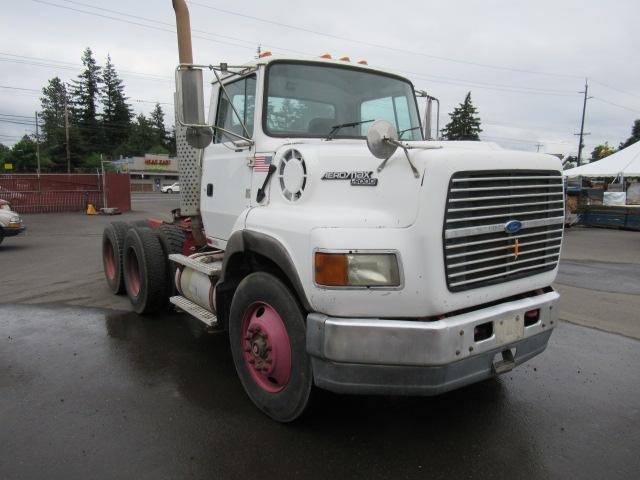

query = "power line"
[592, 97, 640, 115]
[591, 79, 640, 101]
[28, 1, 585, 98]
[32, 0, 256, 52]
[189, 0, 583, 79]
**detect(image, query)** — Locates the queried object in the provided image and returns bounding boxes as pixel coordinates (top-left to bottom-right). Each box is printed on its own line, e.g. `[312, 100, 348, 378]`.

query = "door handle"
[206, 184, 214, 196]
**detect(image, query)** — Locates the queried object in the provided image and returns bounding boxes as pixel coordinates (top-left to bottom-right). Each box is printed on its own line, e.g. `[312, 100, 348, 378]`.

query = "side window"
[214, 75, 256, 143]
[360, 96, 413, 138]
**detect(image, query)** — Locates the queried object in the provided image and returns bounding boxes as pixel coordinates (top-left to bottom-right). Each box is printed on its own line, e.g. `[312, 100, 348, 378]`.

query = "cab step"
[170, 295, 218, 328]
[169, 253, 222, 277]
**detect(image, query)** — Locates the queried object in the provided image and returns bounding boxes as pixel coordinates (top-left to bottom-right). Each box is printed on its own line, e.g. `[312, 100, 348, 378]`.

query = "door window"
[214, 75, 256, 143]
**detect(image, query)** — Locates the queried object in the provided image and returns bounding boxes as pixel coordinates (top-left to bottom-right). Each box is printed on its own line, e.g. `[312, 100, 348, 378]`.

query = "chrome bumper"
[306, 291, 559, 395]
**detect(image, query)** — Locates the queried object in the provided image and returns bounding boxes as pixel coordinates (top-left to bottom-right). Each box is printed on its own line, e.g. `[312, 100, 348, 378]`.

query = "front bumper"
[2, 225, 26, 237]
[306, 290, 559, 395]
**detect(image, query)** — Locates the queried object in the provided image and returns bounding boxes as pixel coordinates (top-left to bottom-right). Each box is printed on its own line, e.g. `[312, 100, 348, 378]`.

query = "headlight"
[10, 216, 21, 223]
[315, 252, 401, 287]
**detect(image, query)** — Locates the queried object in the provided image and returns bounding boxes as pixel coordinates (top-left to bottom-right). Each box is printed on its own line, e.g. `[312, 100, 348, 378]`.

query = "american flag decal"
[253, 155, 272, 173]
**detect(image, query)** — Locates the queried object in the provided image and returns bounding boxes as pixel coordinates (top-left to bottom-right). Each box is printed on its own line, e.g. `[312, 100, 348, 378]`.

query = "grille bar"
[452, 175, 564, 183]
[448, 199, 564, 213]
[449, 261, 559, 288]
[445, 228, 564, 250]
[447, 237, 562, 259]
[446, 207, 564, 224]
[451, 184, 564, 193]
[449, 192, 564, 203]
[448, 246, 561, 269]
[447, 252, 560, 278]
[445, 216, 564, 239]
[443, 170, 564, 291]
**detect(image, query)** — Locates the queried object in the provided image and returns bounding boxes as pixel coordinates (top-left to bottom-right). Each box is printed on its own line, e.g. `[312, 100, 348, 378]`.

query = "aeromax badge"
[504, 220, 523, 234]
[321, 171, 378, 186]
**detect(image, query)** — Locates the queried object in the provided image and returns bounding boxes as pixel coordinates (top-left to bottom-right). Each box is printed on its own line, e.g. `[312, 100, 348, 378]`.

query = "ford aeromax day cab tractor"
[101, 0, 564, 421]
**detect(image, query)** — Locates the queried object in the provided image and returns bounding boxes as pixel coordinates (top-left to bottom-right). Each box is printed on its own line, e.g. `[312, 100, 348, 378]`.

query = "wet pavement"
[2, 303, 639, 479]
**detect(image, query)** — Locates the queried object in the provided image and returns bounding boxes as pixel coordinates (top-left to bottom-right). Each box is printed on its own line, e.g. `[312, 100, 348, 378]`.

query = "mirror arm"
[211, 68, 252, 139]
[212, 125, 254, 146]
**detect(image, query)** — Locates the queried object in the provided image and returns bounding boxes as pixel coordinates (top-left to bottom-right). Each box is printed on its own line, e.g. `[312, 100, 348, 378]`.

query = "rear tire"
[123, 227, 167, 314]
[229, 272, 313, 422]
[154, 224, 185, 309]
[102, 221, 130, 294]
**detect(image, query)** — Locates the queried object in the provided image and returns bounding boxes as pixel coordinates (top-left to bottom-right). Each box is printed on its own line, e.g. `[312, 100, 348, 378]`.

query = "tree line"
[0, 47, 175, 172]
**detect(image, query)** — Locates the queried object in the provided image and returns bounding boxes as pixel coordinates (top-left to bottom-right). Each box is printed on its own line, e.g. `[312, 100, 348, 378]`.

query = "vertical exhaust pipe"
[172, 0, 194, 64]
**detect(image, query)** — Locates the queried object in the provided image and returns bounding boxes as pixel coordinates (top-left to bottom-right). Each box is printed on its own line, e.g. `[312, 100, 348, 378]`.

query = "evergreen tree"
[101, 54, 132, 156]
[40, 77, 84, 171]
[125, 114, 157, 155]
[149, 103, 168, 149]
[619, 119, 640, 149]
[70, 47, 102, 153]
[441, 92, 482, 141]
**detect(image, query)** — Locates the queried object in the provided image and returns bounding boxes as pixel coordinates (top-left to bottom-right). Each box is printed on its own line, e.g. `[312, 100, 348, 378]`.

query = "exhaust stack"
[172, 0, 194, 64]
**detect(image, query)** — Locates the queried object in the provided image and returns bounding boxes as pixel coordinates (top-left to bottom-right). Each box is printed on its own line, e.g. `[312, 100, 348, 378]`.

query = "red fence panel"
[0, 173, 130, 213]
[105, 173, 131, 212]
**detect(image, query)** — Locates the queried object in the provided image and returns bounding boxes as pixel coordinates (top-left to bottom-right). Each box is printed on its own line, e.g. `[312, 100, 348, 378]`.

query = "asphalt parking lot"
[1, 193, 639, 479]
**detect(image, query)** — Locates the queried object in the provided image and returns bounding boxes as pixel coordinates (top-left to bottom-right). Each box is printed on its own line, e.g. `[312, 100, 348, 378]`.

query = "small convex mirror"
[366, 120, 398, 160]
[176, 67, 205, 126]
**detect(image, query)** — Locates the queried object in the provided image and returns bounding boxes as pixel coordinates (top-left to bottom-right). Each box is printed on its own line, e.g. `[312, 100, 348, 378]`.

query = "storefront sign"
[144, 158, 171, 170]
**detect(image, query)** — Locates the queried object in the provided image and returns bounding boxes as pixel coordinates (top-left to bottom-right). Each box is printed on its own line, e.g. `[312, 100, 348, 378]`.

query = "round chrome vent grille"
[278, 149, 307, 202]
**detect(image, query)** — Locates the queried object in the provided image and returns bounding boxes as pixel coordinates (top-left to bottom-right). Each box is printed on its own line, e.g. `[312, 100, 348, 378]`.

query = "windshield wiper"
[326, 119, 374, 140]
[398, 126, 422, 139]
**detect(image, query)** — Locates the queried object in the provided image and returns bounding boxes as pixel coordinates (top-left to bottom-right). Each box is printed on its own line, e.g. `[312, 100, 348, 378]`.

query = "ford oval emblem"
[504, 220, 523, 234]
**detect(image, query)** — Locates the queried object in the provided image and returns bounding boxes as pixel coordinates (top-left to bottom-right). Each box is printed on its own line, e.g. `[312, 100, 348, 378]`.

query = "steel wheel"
[241, 302, 292, 393]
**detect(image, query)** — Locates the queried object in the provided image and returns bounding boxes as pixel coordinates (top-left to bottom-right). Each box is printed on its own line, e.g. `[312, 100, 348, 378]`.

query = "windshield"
[264, 62, 423, 140]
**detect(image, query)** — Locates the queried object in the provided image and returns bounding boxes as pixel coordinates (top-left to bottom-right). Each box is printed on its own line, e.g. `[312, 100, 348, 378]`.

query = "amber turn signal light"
[315, 253, 349, 286]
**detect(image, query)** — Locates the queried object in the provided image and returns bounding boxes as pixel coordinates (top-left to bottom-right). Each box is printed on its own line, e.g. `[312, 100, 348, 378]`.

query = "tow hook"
[492, 348, 516, 375]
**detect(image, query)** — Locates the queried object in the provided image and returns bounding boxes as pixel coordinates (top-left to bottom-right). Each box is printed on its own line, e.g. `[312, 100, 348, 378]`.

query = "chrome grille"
[443, 170, 564, 291]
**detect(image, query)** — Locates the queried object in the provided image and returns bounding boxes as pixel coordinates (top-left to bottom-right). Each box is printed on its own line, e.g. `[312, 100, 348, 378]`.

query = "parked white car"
[161, 182, 180, 194]
[0, 200, 25, 245]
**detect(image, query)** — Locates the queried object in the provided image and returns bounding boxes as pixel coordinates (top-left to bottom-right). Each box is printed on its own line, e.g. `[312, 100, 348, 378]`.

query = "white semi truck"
[102, 0, 564, 422]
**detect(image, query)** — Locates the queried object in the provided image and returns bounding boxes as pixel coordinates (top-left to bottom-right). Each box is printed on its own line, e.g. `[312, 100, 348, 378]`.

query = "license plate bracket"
[494, 315, 524, 344]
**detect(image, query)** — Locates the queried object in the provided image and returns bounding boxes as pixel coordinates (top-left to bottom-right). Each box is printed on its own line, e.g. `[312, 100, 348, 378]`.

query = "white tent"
[563, 141, 640, 177]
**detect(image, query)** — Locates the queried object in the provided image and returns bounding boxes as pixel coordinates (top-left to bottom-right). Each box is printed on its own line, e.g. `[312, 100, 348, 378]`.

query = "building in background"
[119, 153, 179, 192]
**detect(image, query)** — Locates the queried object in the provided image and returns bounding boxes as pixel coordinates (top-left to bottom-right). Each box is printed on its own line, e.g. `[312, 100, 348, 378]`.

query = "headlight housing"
[10, 216, 21, 223]
[315, 252, 401, 287]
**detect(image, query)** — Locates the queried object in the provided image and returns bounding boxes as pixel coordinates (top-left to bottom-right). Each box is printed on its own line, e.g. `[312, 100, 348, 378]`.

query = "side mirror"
[176, 67, 205, 126]
[366, 120, 398, 159]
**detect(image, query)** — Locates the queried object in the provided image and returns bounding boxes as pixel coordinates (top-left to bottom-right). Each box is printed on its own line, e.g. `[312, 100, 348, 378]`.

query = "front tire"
[166, 189, 173, 194]
[229, 272, 312, 422]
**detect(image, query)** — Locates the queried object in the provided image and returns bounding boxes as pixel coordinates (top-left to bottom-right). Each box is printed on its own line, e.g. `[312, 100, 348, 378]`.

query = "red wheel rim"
[104, 242, 116, 280]
[240, 302, 292, 393]
[126, 249, 141, 297]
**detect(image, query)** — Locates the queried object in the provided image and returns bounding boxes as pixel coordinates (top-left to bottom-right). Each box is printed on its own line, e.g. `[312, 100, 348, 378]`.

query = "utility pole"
[535, 143, 543, 153]
[575, 78, 592, 165]
[256, 44, 262, 59]
[64, 95, 71, 173]
[35, 111, 41, 174]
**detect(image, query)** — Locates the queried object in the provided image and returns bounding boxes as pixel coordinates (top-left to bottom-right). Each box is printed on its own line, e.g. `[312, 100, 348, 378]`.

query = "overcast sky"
[1, 0, 638, 157]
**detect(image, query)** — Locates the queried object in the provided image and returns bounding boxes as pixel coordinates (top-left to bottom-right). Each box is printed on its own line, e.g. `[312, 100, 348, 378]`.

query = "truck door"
[200, 75, 257, 244]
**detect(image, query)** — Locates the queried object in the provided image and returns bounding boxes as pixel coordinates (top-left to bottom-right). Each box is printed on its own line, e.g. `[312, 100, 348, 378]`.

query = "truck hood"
[266, 140, 504, 228]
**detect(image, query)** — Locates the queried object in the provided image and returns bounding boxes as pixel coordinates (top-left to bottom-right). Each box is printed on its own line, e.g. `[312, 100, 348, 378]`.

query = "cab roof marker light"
[320, 53, 332, 59]
[357, 60, 368, 65]
[339, 56, 351, 62]
[259, 51, 273, 58]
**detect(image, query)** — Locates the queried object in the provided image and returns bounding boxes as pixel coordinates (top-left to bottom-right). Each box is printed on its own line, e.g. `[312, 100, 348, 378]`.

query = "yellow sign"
[4, 163, 13, 170]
